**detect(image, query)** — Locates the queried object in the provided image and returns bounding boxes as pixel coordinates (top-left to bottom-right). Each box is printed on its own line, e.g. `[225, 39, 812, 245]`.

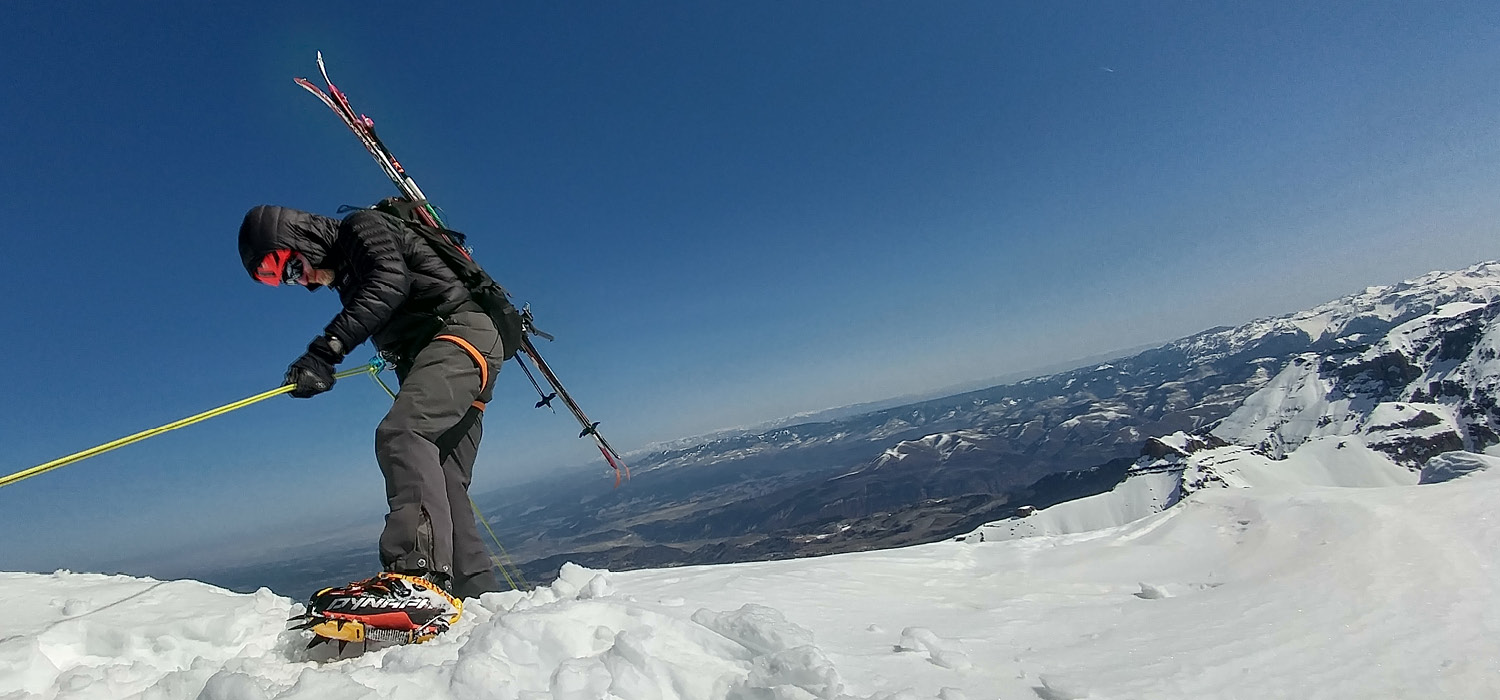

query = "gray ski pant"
[375, 309, 502, 582]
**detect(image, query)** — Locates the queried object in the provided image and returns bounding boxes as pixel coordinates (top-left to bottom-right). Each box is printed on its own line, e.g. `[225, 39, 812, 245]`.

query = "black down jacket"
[238, 205, 472, 361]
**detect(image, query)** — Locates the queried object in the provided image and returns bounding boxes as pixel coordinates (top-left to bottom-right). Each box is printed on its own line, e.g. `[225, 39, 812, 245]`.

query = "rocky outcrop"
[1141, 432, 1229, 461]
[1419, 451, 1500, 484]
[1214, 300, 1500, 468]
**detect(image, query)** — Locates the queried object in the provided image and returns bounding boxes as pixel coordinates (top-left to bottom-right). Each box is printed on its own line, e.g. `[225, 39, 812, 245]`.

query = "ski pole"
[0, 362, 383, 490]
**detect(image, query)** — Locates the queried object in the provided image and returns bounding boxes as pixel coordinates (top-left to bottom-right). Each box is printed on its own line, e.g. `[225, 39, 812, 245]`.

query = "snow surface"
[7, 445, 1500, 699]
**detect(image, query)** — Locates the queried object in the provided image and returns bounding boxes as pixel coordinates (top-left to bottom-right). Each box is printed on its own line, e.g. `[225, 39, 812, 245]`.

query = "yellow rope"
[471, 498, 530, 590]
[370, 371, 398, 399]
[7, 360, 530, 591]
[0, 365, 378, 490]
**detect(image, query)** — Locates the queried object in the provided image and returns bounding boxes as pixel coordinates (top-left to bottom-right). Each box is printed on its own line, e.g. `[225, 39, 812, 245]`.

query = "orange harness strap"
[434, 334, 489, 394]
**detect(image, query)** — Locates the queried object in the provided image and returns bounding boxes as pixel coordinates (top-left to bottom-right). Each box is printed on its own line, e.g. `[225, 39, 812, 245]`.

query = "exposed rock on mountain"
[1214, 298, 1500, 466]
[1421, 451, 1498, 484]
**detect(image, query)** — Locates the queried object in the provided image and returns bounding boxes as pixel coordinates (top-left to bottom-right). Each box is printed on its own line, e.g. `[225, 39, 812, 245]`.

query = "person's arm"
[284, 212, 410, 398]
[321, 211, 412, 355]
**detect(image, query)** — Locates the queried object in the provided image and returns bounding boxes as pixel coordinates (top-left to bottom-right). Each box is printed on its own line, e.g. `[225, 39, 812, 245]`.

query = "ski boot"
[289, 571, 462, 651]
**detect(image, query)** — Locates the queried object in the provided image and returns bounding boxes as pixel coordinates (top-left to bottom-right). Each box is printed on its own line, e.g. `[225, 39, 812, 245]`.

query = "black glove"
[284, 335, 344, 398]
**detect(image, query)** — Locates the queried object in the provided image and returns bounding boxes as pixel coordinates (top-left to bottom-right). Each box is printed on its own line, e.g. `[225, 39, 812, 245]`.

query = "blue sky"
[4, 1, 1500, 574]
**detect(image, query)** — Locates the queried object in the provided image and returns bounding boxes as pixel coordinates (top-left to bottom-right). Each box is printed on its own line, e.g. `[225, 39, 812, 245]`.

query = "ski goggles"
[254, 250, 309, 286]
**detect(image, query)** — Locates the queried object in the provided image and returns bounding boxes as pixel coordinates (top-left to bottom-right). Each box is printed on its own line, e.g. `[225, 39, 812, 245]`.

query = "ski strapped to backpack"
[297, 52, 629, 485]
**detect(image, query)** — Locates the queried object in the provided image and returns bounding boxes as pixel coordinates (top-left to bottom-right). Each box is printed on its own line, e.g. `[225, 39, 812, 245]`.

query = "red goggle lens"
[255, 251, 307, 286]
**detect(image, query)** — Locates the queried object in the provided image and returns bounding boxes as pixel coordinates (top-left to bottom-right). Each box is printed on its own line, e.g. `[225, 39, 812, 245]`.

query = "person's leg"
[439, 310, 506, 598]
[436, 415, 505, 598]
[375, 339, 485, 579]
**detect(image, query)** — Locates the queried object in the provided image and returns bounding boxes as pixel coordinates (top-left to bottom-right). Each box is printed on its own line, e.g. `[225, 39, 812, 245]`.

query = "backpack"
[369, 197, 525, 361]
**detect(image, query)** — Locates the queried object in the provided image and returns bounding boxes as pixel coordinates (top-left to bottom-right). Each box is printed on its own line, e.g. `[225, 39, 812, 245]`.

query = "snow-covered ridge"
[966, 294, 1500, 545]
[1215, 299, 1500, 461]
[870, 429, 994, 467]
[870, 262, 1500, 480]
[958, 270, 1500, 554]
[1169, 261, 1500, 364]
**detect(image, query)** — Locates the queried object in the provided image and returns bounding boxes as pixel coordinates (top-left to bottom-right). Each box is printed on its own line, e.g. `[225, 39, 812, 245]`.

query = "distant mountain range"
[200, 262, 1500, 599]
[623, 342, 1163, 458]
[968, 261, 1500, 544]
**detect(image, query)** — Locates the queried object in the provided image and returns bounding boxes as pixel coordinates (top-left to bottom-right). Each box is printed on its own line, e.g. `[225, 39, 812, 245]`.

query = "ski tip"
[317, 51, 333, 84]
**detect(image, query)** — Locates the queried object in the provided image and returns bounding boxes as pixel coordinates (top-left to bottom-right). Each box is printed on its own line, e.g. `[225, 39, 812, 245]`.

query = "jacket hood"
[238, 205, 342, 280]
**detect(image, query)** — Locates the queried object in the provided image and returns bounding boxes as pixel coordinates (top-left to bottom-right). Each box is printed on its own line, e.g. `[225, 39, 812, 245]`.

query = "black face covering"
[281, 254, 306, 285]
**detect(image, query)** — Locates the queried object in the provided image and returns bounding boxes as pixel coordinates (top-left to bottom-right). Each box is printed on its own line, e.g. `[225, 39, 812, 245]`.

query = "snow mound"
[0, 563, 854, 700]
[966, 470, 1181, 544]
[964, 432, 1421, 547]
[1182, 437, 1416, 491]
[893, 627, 971, 671]
[1420, 450, 1500, 484]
